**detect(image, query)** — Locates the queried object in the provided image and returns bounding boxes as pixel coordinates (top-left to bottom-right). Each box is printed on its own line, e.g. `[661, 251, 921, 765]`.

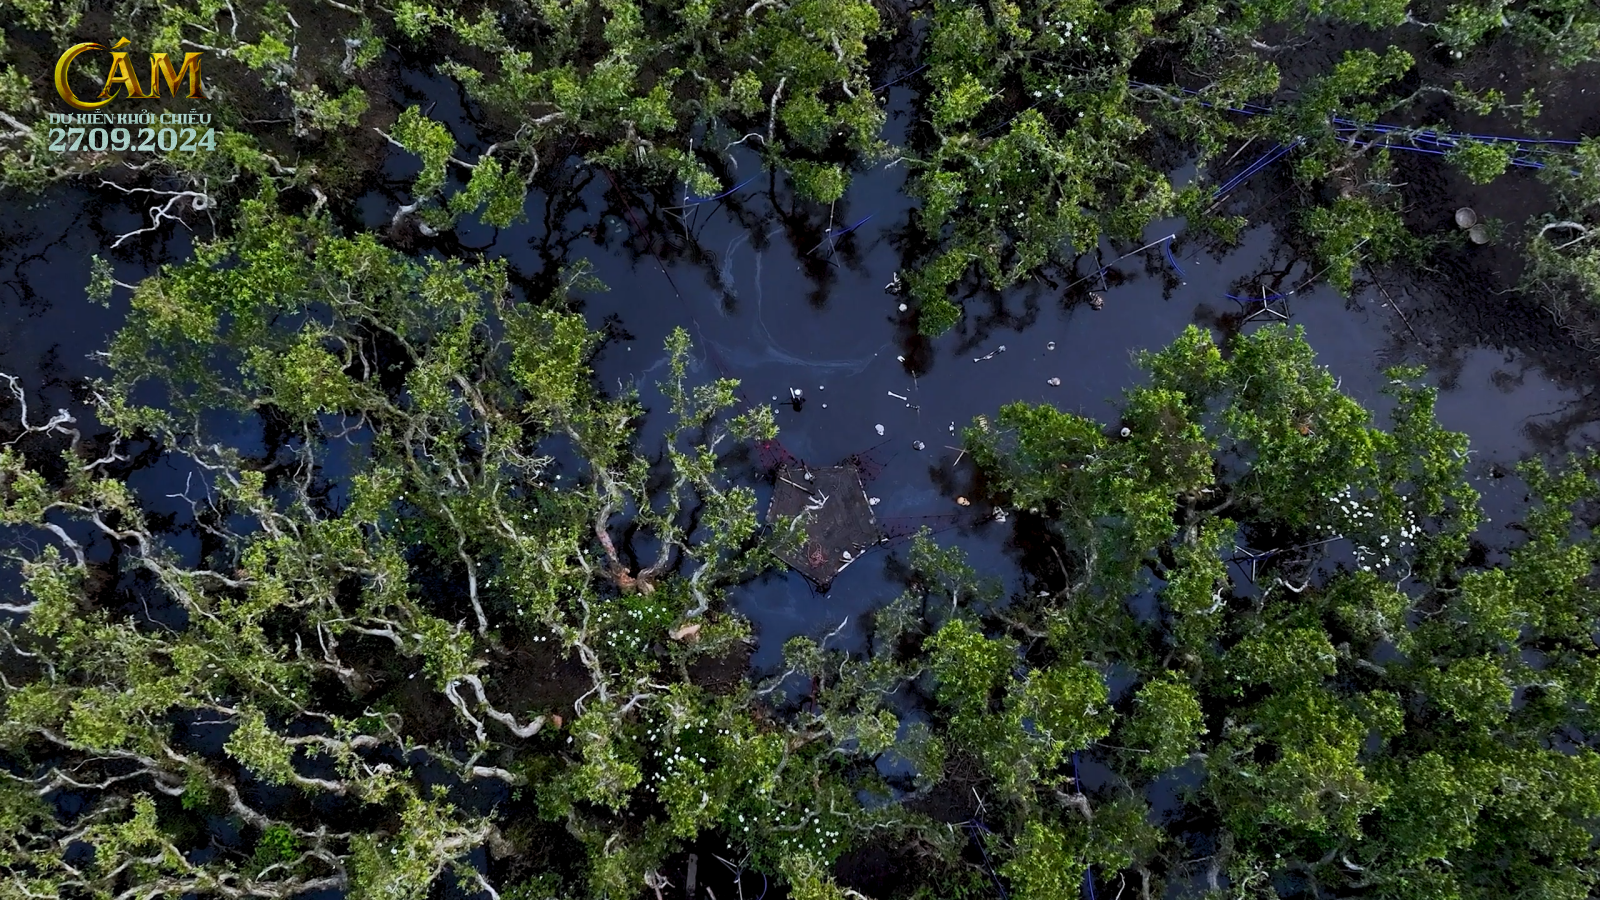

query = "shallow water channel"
[3, 77, 1599, 677]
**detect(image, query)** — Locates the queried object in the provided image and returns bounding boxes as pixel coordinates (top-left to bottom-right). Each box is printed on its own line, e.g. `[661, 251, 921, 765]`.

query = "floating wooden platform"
[768, 463, 882, 590]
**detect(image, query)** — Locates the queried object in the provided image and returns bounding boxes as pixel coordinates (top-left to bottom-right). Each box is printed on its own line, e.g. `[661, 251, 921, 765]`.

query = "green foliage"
[1449, 139, 1513, 183]
[999, 821, 1089, 900]
[1124, 678, 1205, 771]
[1523, 137, 1600, 314]
[249, 824, 300, 875]
[391, 106, 457, 199]
[1301, 195, 1415, 293]
[5, 0, 1600, 896]
[918, 297, 962, 336]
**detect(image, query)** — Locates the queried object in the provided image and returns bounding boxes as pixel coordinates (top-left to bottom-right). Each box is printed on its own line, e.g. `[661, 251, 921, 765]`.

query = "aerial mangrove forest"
[0, 1, 1598, 899]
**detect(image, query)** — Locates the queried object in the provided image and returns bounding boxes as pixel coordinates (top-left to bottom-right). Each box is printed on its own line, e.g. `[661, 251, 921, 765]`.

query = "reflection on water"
[2, 119, 1598, 674]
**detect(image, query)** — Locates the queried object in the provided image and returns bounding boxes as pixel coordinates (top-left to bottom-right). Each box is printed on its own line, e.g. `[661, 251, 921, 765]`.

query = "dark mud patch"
[483, 631, 592, 723]
[903, 753, 987, 825]
[687, 639, 756, 696]
[339, 633, 468, 744]
[835, 841, 932, 900]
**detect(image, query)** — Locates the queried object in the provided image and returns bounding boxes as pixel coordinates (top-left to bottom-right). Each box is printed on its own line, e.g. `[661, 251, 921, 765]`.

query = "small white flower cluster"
[1041, 17, 1088, 47]
[1324, 485, 1422, 572]
[772, 808, 843, 856]
[597, 603, 665, 654]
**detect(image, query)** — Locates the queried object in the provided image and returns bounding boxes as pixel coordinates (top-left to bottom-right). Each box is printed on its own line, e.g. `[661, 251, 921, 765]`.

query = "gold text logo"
[54, 38, 206, 111]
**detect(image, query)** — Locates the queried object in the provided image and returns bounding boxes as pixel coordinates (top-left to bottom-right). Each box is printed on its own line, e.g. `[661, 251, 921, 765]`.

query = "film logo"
[53, 37, 206, 111]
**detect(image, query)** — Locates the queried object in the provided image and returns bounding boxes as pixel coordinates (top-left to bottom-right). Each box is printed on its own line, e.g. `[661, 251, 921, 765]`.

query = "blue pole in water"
[1072, 751, 1097, 900]
[1162, 237, 1186, 280]
[967, 820, 1010, 900]
[1212, 139, 1301, 199]
[680, 176, 758, 206]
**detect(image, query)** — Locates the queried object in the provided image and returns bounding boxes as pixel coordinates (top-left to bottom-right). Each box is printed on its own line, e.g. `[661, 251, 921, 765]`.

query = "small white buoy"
[875, 424, 885, 435]
[1047, 377, 1061, 386]
[790, 387, 804, 399]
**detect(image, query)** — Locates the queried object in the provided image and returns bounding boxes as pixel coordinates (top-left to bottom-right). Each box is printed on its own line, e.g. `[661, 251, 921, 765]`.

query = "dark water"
[4, 79, 1598, 676]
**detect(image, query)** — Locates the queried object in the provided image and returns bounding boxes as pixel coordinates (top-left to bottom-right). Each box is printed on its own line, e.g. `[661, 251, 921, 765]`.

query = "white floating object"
[841, 550, 853, 561]
[790, 387, 804, 399]
[875, 424, 885, 435]
[898, 303, 908, 312]
[1119, 426, 1131, 438]
[869, 497, 881, 506]
[1047, 341, 1056, 350]
[912, 440, 926, 450]
[821, 403, 828, 409]
[1047, 377, 1061, 386]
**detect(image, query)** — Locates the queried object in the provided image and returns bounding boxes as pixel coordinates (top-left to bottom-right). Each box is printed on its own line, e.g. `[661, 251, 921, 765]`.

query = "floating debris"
[1455, 207, 1478, 229]
[956, 497, 971, 507]
[1089, 292, 1105, 310]
[898, 303, 908, 312]
[1047, 377, 1061, 386]
[888, 390, 908, 401]
[841, 550, 853, 561]
[1119, 426, 1132, 438]
[885, 272, 904, 294]
[791, 388, 804, 399]
[973, 345, 1007, 363]
[992, 508, 1008, 523]
[948, 421, 956, 433]
[1047, 341, 1056, 350]
[821, 403, 828, 409]
[912, 440, 926, 451]
[875, 424, 885, 435]
[869, 497, 881, 506]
